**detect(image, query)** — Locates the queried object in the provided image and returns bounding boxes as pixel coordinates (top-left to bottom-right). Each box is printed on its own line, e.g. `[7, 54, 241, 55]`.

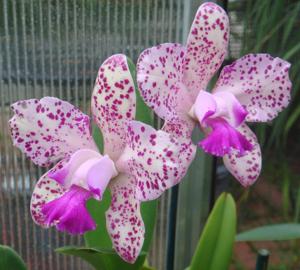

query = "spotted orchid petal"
[213, 54, 292, 122]
[137, 43, 194, 139]
[106, 173, 144, 263]
[49, 149, 117, 199]
[9, 97, 97, 167]
[223, 124, 262, 186]
[92, 54, 136, 161]
[183, 2, 229, 100]
[117, 121, 195, 201]
[30, 161, 96, 234]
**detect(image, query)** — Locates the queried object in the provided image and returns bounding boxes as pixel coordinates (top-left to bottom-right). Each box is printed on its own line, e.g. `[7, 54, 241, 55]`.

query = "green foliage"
[56, 247, 146, 270]
[189, 193, 237, 270]
[236, 223, 300, 242]
[0, 245, 27, 270]
[238, 0, 300, 152]
[126, 57, 153, 125]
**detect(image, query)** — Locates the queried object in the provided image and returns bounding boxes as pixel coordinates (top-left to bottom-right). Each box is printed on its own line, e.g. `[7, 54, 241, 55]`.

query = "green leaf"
[140, 266, 156, 270]
[0, 245, 27, 270]
[189, 193, 236, 270]
[236, 223, 300, 242]
[56, 247, 146, 270]
[85, 195, 112, 249]
[126, 57, 153, 125]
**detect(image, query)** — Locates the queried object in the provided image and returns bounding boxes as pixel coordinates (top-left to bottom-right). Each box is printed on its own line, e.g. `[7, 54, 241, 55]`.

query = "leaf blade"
[0, 245, 27, 270]
[56, 246, 146, 270]
[236, 223, 300, 242]
[189, 193, 236, 270]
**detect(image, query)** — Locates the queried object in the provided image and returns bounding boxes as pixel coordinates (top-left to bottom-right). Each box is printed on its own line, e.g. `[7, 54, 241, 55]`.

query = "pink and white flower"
[9, 54, 195, 263]
[136, 2, 292, 187]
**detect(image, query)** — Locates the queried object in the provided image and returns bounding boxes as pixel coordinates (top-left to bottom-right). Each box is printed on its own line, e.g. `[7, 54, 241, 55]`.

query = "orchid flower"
[9, 54, 195, 263]
[136, 2, 292, 187]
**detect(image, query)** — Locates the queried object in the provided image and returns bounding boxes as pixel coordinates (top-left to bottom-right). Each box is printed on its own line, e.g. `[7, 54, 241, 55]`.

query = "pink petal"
[137, 43, 194, 139]
[199, 119, 253, 157]
[48, 149, 117, 199]
[91, 54, 136, 161]
[193, 90, 247, 127]
[183, 2, 229, 100]
[213, 54, 292, 122]
[223, 124, 262, 186]
[9, 97, 97, 167]
[106, 173, 144, 263]
[192, 90, 217, 123]
[42, 185, 96, 235]
[48, 149, 102, 185]
[86, 155, 118, 199]
[117, 121, 195, 201]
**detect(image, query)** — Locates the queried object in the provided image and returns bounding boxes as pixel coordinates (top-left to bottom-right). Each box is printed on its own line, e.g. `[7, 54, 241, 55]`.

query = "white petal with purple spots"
[223, 124, 261, 186]
[106, 173, 144, 264]
[117, 121, 195, 201]
[9, 97, 97, 167]
[213, 54, 292, 122]
[183, 2, 229, 100]
[91, 54, 136, 161]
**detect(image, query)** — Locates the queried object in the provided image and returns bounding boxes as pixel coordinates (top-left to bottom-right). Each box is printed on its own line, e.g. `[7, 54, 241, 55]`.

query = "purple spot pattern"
[137, 43, 193, 129]
[119, 121, 195, 201]
[31, 161, 67, 227]
[223, 124, 261, 187]
[106, 174, 144, 264]
[9, 53, 198, 263]
[9, 97, 97, 167]
[136, 2, 292, 186]
[92, 54, 136, 161]
[213, 54, 292, 122]
[183, 2, 229, 100]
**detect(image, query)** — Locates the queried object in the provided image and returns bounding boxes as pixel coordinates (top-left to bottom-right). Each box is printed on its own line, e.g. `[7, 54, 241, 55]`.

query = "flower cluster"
[8, 2, 292, 264]
[136, 2, 291, 187]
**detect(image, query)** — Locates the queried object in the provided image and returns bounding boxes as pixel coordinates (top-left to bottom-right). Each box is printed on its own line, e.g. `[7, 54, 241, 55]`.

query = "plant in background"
[8, 54, 195, 264]
[136, 2, 292, 187]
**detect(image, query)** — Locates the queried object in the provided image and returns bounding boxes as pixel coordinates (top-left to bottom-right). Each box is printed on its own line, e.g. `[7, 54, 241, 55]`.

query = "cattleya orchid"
[8, 54, 195, 263]
[137, 2, 292, 187]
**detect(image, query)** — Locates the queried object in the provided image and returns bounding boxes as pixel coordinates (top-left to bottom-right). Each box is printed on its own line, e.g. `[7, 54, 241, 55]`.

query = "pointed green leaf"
[141, 266, 156, 270]
[189, 193, 236, 270]
[236, 223, 300, 242]
[56, 247, 146, 270]
[0, 245, 27, 270]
